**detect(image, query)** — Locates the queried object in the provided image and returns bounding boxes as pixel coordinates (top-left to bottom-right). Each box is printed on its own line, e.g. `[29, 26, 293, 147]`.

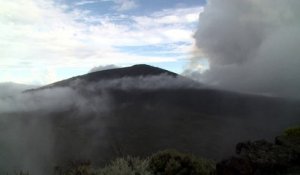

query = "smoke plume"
[192, 0, 300, 98]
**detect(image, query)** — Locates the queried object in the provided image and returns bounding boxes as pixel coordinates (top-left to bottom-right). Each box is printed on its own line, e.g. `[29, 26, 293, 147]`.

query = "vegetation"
[283, 126, 300, 137]
[10, 150, 215, 175]
[54, 161, 96, 175]
[53, 156, 152, 175]
[217, 126, 300, 175]
[97, 156, 151, 175]
[8, 126, 300, 175]
[149, 149, 215, 175]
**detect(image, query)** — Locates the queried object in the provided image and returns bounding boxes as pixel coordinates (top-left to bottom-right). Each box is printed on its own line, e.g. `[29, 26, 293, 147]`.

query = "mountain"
[1, 64, 300, 175]
[25, 64, 178, 91]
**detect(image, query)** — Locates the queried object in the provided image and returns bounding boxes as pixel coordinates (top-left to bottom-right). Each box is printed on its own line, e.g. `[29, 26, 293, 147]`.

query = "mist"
[85, 74, 202, 91]
[0, 67, 300, 175]
[0, 74, 202, 174]
[191, 0, 300, 98]
[0, 83, 38, 98]
[89, 65, 119, 73]
[0, 84, 110, 174]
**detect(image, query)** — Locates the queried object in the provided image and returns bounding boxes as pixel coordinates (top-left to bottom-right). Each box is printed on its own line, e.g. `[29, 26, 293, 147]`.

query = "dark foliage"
[54, 160, 96, 175]
[217, 129, 300, 175]
[149, 149, 215, 175]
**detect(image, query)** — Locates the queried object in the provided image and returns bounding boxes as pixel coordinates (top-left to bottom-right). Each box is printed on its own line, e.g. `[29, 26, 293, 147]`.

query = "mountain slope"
[1, 64, 300, 175]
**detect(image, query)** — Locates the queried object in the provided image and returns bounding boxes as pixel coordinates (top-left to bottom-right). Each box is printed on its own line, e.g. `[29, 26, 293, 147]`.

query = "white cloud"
[89, 64, 118, 73]
[132, 7, 203, 26]
[191, 0, 300, 98]
[0, 0, 203, 84]
[114, 0, 138, 11]
[100, 0, 138, 11]
[74, 0, 98, 6]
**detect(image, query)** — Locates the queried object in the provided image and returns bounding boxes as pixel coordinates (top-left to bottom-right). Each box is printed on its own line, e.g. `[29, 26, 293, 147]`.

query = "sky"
[0, 0, 206, 85]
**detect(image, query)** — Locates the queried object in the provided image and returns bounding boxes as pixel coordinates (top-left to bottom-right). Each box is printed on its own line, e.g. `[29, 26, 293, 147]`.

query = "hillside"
[1, 64, 300, 175]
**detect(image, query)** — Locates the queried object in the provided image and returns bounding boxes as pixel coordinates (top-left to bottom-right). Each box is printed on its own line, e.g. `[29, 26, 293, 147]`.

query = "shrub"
[97, 156, 152, 175]
[13, 150, 216, 175]
[148, 149, 215, 175]
[54, 160, 96, 175]
[284, 126, 300, 137]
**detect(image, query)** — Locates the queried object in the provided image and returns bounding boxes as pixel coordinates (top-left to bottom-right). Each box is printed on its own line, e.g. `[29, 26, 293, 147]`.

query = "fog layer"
[0, 75, 201, 174]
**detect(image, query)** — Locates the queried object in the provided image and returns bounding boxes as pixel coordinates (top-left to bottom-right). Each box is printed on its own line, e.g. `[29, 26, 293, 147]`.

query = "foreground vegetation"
[11, 126, 300, 175]
[217, 125, 300, 175]
[50, 149, 215, 175]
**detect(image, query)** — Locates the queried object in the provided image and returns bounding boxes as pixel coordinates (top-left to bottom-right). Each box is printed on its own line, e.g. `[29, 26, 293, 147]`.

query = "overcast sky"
[0, 0, 206, 85]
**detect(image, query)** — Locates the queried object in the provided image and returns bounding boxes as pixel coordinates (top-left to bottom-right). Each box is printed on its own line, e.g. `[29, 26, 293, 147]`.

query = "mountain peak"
[130, 64, 154, 68]
[86, 64, 177, 78]
[27, 64, 178, 91]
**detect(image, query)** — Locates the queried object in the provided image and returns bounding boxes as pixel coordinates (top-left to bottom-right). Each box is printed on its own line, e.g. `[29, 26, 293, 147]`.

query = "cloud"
[0, 85, 111, 174]
[0, 0, 203, 84]
[132, 7, 202, 25]
[74, 0, 99, 6]
[89, 64, 119, 73]
[0, 74, 201, 114]
[84, 74, 201, 91]
[100, 0, 138, 11]
[0, 73, 203, 174]
[113, 0, 138, 11]
[190, 0, 300, 98]
[0, 87, 76, 113]
[0, 82, 38, 98]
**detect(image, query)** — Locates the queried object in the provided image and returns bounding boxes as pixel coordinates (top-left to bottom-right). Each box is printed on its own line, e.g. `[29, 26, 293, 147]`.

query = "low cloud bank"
[84, 74, 201, 91]
[0, 83, 38, 98]
[0, 74, 201, 174]
[0, 74, 200, 113]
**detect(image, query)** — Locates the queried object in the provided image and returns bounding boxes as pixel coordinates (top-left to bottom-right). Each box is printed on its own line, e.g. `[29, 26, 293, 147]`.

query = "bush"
[13, 150, 216, 175]
[148, 149, 215, 175]
[97, 156, 152, 175]
[284, 126, 300, 137]
[54, 160, 96, 175]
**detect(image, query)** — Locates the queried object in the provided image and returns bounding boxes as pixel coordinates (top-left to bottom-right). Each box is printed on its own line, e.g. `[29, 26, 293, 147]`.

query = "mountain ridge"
[25, 64, 178, 92]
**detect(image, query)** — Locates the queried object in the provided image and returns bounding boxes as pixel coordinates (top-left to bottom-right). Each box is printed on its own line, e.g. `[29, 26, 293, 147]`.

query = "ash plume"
[191, 0, 300, 98]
